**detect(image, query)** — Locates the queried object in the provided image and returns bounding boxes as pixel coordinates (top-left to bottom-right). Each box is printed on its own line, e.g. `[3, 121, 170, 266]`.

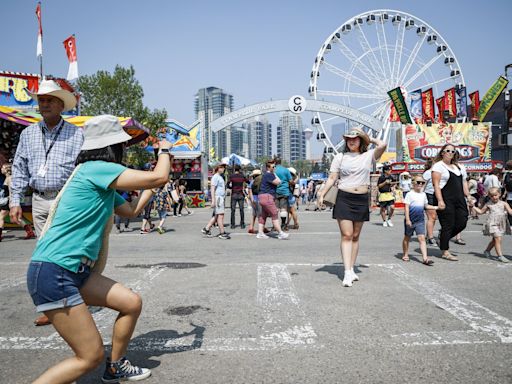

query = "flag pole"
[36, 1, 44, 82]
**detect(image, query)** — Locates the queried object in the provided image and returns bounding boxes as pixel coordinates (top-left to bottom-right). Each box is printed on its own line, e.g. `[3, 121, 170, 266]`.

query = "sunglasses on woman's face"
[443, 149, 456, 154]
[414, 181, 426, 185]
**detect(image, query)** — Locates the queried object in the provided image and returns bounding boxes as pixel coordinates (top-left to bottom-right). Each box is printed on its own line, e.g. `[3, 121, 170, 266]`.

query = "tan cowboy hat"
[29, 79, 77, 112]
[82, 115, 132, 150]
[343, 127, 370, 145]
[251, 169, 262, 177]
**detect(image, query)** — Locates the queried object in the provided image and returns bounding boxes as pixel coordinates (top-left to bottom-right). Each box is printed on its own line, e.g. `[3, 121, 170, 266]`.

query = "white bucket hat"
[288, 167, 297, 175]
[29, 79, 77, 111]
[82, 115, 132, 150]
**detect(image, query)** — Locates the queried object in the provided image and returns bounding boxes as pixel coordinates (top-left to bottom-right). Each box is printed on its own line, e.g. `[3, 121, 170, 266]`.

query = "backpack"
[505, 173, 512, 192]
[251, 175, 262, 195]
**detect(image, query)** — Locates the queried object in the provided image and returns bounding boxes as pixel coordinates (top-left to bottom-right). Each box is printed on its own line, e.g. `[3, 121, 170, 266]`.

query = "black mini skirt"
[332, 190, 370, 222]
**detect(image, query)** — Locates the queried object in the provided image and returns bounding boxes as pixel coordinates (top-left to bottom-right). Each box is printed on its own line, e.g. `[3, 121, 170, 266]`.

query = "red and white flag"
[36, 2, 42, 57]
[63, 35, 79, 80]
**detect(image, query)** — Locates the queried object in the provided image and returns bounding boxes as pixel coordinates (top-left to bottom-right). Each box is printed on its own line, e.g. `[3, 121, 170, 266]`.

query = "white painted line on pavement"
[0, 276, 25, 291]
[0, 266, 165, 350]
[391, 330, 496, 346]
[382, 264, 512, 345]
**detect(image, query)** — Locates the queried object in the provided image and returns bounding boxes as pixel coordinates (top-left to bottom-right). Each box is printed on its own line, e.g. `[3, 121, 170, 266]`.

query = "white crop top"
[330, 149, 375, 189]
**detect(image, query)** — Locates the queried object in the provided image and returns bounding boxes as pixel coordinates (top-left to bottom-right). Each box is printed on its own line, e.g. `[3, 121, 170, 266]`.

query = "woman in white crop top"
[319, 127, 386, 287]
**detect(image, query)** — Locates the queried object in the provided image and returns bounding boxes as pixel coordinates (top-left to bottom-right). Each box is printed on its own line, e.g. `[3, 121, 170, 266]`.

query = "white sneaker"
[497, 255, 509, 263]
[387, 220, 394, 227]
[256, 233, 269, 239]
[277, 232, 289, 240]
[350, 269, 359, 282]
[383, 221, 388, 227]
[342, 274, 353, 287]
[483, 250, 492, 258]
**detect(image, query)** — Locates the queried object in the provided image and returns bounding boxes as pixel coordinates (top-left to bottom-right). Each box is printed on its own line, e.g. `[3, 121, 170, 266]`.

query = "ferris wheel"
[309, 9, 465, 155]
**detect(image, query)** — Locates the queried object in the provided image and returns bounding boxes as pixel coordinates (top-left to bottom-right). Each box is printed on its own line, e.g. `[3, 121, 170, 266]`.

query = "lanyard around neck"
[41, 119, 65, 162]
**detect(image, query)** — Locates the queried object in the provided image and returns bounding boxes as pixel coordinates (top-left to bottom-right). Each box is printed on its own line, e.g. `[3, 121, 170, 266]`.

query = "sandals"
[454, 239, 466, 245]
[441, 253, 458, 261]
[402, 256, 410, 262]
[422, 259, 434, 266]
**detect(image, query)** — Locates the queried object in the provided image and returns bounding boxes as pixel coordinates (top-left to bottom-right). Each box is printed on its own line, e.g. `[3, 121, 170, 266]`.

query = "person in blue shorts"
[402, 175, 438, 265]
[26, 115, 173, 384]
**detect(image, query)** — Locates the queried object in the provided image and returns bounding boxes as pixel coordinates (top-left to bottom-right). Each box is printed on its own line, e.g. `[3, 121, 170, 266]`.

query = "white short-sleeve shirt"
[431, 161, 467, 190]
[422, 169, 435, 194]
[330, 149, 375, 189]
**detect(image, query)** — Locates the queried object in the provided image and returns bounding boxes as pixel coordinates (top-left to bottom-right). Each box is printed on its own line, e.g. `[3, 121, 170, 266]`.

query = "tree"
[77, 65, 168, 167]
[291, 159, 313, 178]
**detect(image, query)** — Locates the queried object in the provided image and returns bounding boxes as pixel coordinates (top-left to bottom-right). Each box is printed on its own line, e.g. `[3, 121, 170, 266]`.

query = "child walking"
[472, 187, 511, 263]
[402, 175, 438, 265]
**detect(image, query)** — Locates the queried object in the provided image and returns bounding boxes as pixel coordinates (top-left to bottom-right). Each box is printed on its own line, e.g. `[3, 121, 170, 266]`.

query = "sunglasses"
[443, 149, 456, 154]
[414, 181, 426, 185]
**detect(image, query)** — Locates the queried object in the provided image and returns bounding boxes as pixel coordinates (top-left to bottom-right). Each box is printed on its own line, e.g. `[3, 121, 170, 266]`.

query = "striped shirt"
[10, 119, 83, 206]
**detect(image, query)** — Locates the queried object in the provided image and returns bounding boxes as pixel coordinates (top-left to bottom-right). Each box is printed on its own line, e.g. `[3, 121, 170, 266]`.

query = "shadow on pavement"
[315, 263, 368, 280]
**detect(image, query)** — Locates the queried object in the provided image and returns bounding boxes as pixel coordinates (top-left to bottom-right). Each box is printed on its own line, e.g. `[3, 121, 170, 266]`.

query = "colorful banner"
[478, 76, 509, 121]
[63, 35, 78, 80]
[409, 89, 423, 123]
[435, 97, 445, 123]
[401, 122, 492, 163]
[421, 88, 435, 122]
[388, 87, 412, 124]
[35, 2, 42, 57]
[444, 88, 456, 117]
[469, 91, 480, 120]
[389, 103, 400, 122]
[456, 86, 468, 119]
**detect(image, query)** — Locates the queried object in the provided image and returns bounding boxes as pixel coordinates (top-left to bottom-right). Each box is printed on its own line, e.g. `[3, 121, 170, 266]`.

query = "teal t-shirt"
[275, 165, 292, 196]
[32, 161, 127, 272]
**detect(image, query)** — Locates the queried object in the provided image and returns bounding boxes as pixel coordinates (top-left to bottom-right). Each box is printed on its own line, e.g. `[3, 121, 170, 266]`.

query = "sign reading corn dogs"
[401, 122, 492, 163]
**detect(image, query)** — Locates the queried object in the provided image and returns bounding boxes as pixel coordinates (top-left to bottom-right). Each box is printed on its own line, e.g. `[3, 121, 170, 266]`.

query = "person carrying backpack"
[247, 169, 262, 234]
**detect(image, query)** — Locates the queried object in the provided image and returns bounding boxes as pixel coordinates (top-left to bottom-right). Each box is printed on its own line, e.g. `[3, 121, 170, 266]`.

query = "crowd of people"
[1, 79, 511, 383]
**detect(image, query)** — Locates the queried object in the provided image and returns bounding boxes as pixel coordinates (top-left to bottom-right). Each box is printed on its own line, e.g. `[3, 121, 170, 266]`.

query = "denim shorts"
[404, 220, 426, 237]
[27, 261, 91, 313]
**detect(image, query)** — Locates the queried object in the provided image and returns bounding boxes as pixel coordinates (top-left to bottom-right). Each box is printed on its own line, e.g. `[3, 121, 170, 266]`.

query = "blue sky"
[3, 0, 511, 155]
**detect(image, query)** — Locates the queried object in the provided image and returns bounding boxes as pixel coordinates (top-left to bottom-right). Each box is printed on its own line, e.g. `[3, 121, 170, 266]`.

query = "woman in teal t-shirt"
[26, 115, 173, 384]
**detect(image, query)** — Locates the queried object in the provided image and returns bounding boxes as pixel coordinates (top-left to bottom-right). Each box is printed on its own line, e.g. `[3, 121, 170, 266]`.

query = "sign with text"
[0, 74, 39, 107]
[401, 122, 491, 162]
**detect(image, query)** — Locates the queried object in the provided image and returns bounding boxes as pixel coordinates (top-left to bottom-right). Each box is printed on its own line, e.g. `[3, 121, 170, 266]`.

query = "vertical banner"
[421, 88, 435, 122]
[409, 89, 423, 123]
[35, 2, 42, 57]
[389, 104, 400, 122]
[387, 87, 412, 124]
[456, 86, 468, 119]
[478, 76, 509, 121]
[63, 35, 79, 80]
[444, 88, 457, 117]
[436, 97, 445, 123]
[469, 91, 480, 120]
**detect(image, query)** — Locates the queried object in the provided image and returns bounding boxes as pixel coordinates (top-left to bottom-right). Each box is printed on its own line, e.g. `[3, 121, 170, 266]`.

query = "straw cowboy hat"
[343, 127, 370, 145]
[251, 169, 262, 177]
[82, 115, 132, 150]
[29, 79, 77, 112]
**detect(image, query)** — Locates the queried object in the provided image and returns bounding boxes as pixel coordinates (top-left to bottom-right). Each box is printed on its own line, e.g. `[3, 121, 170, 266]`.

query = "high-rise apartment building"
[194, 87, 234, 159]
[243, 117, 272, 161]
[230, 125, 249, 158]
[276, 112, 305, 164]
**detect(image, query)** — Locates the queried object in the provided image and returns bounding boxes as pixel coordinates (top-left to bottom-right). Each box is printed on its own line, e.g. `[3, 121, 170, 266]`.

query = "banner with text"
[478, 76, 509, 121]
[401, 122, 491, 162]
[421, 88, 435, 122]
[388, 87, 412, 124]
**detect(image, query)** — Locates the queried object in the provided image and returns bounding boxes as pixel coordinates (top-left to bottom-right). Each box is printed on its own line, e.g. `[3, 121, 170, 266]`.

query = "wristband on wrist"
[158, 148, 171, 156]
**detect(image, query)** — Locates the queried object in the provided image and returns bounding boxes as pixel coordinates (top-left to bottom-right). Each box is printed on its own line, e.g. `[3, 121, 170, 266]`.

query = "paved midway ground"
[1, 207, 511, 384]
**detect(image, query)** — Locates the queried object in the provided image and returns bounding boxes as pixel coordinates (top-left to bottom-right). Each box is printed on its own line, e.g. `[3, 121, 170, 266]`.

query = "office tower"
[276, 112, 305, 164]
[244, 117, 272, 161]
[194, 87, 234, 159]
[230, 125, 249, 158]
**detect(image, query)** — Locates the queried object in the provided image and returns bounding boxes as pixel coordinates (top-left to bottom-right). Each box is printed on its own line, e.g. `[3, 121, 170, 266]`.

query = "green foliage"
[291, 159, 313, 178]
[77, 65, 168, 167]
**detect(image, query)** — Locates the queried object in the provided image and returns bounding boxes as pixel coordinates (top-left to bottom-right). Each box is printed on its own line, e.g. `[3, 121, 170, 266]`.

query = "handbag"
[323, 182, 338, 207]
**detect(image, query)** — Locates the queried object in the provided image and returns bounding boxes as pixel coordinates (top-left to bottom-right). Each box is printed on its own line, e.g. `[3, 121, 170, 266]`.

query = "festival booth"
[0, 105, 149, 224]
[149, 122, 206, 208]
[392, 121, 501, 174]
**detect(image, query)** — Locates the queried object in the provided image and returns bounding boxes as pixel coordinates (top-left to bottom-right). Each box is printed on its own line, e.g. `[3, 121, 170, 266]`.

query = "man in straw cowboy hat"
[10, 79, 82, 326]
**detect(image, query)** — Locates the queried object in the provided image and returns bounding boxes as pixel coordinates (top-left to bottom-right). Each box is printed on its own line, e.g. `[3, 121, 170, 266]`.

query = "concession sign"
[400, 122, 492, 163]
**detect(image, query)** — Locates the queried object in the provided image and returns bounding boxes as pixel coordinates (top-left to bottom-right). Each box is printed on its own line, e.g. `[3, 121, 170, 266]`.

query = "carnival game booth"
[0, 106, 149, 224]
[148, 121, 207, 208]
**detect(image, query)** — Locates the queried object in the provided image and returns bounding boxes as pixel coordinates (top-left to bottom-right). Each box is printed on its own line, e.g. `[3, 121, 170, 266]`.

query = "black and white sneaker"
[201, 227, 212, 237]
[102, 357, 151, 383]
[218, 233, 231, 240]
